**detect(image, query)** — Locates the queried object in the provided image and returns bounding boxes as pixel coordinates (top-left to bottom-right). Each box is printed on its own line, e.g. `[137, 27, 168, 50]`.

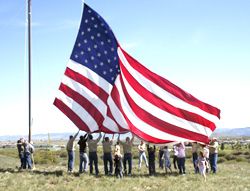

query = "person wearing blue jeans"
[88, 133, 102, 175]
[158, 146, 164, 169]
[138, 141, 148, 169]
[191, 142, 199, 173]
[79, 152, 88, 173]
[177, 157, 186, 174]
[89, 152, 99, 175]
[67, 150, 74, 172]
[102, 134, 114, 175]
[119, 135, 134, 175]
[173, 145, 178, 170]
[66, 130, 79, 173]
[209, 138, 219, 173]
[23, 140, 34, 169]
[209, 153, 218, 173]
[177, 142, 186, 175]
[17, 138, 25, 169]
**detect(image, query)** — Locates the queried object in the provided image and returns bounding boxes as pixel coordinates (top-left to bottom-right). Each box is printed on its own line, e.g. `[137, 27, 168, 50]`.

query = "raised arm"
[102, 133, 106, 143]
[118, 134, 123, 145]
[111, 134, 115, 144]
[118, 134, 120, 142]
[72, 130, 80, 141]
[83, 133, 88, 141]
[130, 135, 135, 144]
[96, 132, 102, 142]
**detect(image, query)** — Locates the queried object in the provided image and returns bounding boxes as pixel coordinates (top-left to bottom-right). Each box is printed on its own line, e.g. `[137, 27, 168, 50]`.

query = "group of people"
[17, 138, 35, 170]
[191, 137, 219, 181]
[16, 131, 218, 180]
[65, 131, 219, 179]
[66, 130, 134, 178]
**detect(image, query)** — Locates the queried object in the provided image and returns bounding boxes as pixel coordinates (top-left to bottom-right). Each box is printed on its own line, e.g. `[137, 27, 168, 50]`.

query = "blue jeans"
[192, 152, 199, 173]
[103, 153, 113, 175]
[24, 152, 32, 169]
[159, 150, 164, 169]
[79, 152, 88, 173]
[138, 151, 148, 168]
[173, 155, 178, 169]
[67, 150, 74, 172]
[123, 153, 132, 174]
[209, 153, 218, 173]
[89, 152, 99, 175]
[19, 153, 25, 169]
[177, 157, 186, 174]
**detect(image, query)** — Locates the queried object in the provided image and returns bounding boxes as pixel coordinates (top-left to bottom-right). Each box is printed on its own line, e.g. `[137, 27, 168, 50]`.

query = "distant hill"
[1, 127, 250, 141]
[0, 132, 72, 142]
[0, 132, 131, 142]
[212, 127, 250, 137]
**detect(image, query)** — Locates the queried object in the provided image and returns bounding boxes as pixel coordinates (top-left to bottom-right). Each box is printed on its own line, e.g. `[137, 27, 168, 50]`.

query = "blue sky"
[0, 0, 250, 136]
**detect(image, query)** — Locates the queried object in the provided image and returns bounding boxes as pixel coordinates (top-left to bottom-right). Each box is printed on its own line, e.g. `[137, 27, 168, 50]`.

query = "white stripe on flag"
[61, 75, 107, 116]
[102, 116, 120, 132]
[117, 48, 219, 125]
[120, 72, 212, 136]
[56, 90, 99, 132]
[107, 94, 129, 130]
[114, 77, 190, 142]
[67, 59, 113, 94]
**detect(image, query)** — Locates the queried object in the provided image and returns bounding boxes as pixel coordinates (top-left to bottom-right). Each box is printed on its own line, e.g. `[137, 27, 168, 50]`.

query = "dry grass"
[0, 148, 250, 191]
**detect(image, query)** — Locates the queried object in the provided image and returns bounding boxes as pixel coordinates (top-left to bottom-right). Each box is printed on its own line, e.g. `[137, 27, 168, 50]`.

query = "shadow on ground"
[0, 168, 64, 176]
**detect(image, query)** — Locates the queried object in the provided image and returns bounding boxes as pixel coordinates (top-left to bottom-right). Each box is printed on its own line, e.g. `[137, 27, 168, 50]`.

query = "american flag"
[54, 3, 220, 144]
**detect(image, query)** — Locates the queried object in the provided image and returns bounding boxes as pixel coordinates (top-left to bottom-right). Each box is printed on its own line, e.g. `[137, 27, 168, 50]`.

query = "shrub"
[34, 151, 59, 165]
[220, 143, 225, 150]
[236, 157, 247, 162]
[59, 151, 67, 158]
[225, 154, 237, 161]
[217, 157, 226, 163]
[244, 151, 250, 155]
[218, 151, 227, 157]
[245, 155, 250, 160]
[233, 151, 243, 156]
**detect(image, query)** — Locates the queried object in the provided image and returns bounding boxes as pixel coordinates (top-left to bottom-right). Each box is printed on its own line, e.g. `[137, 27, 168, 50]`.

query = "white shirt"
[177, 143, 185, 158]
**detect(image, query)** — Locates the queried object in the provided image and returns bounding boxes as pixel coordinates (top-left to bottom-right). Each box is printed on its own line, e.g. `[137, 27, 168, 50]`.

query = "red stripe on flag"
[53, 98, 90, 132]
[119, 61, 216, 131]
[98, 125, 116, 133]
[120, 48, 220, 118]
[65, 67, 109, 103]
[110, 84, 173, 144]
[106, 107, 129, 133]
[59, 83, 105, 127]
[128, 124, 174, 144]
[118, 76, 210, 143]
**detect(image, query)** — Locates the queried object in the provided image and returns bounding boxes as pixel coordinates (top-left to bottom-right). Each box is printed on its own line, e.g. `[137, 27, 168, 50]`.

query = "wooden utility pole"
[28, 0, 32, 143]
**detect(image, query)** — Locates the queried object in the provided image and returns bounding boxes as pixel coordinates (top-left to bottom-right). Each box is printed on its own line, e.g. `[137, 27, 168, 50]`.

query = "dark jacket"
[147, 145, 156, 161]
[78, 134, 88, 153]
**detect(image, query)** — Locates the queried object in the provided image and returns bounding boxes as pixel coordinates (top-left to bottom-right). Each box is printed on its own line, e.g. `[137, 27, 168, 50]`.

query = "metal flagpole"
[28, 0, 32, 143]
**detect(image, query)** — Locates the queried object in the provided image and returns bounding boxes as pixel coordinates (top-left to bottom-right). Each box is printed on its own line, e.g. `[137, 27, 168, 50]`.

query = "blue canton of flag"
[70, 4, 120, 85]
